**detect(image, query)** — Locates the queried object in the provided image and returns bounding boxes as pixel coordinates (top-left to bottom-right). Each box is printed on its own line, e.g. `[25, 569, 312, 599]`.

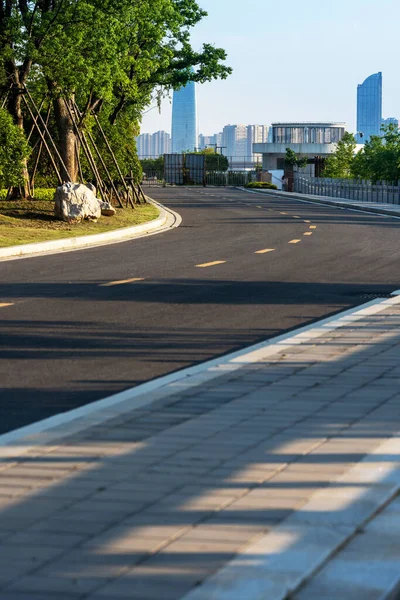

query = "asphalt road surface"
[0, 187, 398, 434]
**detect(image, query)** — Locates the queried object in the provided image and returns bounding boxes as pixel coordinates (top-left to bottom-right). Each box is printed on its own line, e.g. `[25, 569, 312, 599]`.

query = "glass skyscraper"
[171, 80, 197, 154]
[356, 72, 382, 143]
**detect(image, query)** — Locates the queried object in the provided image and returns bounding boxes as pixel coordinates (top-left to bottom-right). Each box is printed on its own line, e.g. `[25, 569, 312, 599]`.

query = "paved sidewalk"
[1, 296, 400, 599]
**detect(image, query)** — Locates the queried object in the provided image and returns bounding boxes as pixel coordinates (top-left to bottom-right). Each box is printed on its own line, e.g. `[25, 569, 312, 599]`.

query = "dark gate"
[164, 153, 205, 185]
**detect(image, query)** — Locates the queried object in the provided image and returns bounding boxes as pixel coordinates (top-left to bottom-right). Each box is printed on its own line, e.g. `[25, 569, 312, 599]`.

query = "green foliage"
[0, 108, 29, 188]
[351, 124, 400, 182]
[141, 157, 165, 173]
[245, 181, 278, 190]
[0, 0, 231, 189]
[32, 188, 56, 201]
[193, 149, 229, 171]
[322, 132, 357, 178]
[284, 148, 308, 169]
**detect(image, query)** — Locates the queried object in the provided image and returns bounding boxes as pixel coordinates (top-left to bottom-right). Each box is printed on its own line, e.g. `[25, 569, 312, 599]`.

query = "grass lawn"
[0, 189, 159, 248]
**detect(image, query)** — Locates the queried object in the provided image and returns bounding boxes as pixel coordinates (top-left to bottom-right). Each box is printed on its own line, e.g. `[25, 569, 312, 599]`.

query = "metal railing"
[141, 170, 254, 187]
[294, 174, 400, 205]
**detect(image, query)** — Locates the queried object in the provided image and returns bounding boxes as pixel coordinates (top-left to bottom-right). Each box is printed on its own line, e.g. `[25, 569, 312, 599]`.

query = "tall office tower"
[356, 72, 382, 143]
[222, 124, 247, 158]
[136, 133, 152, 158]
[171, 80, 197, 153]
[382, 117, 399, 128]
[151, 130, 171, 157]
[246, 125, 269, 161]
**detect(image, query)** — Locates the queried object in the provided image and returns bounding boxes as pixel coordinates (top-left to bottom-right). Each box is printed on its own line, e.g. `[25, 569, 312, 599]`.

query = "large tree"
[351, 124, 400, 182]
[322, 132, 357, 179]
[0, 0, 231, 192]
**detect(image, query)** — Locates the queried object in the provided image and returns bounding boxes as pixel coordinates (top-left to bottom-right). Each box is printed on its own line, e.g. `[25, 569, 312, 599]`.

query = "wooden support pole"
[23, 85, 72, 182]
[91, 112, 137, 208]
[22, 94, 63, 185]
[72, 101, 123, 208]
[63, 98, 107, 202]
[30, 104, 52, 190]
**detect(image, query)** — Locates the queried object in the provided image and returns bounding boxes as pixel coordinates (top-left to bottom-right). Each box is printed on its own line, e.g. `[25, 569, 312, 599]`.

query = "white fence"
[294, 174, 400, 205]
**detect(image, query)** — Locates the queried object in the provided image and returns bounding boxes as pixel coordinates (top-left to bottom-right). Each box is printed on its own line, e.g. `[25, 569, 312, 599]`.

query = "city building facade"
[382, 117, 399, 129]
[136, 131, 171, 158]
[253, 122, 348, 174]
[171, 81, 197, 153]
[247, 125, 269, 161]
[356, 72, 382, 143]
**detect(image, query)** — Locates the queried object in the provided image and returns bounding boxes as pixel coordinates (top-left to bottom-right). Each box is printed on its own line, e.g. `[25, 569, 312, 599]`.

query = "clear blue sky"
[141, 0, 400, 136]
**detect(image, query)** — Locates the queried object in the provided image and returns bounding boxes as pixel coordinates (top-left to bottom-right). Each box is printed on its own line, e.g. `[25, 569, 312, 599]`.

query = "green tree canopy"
[284, 148, 308, 169]
[322, 132, 356, 178]
[0, 0, 232, 191]
[351, 124, 400, 182]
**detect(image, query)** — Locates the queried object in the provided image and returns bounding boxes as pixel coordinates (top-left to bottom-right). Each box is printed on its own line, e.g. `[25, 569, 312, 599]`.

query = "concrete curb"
[2, 293, 400, 456]
[239, 187, 400, 218]
[0, 196, 181, 261]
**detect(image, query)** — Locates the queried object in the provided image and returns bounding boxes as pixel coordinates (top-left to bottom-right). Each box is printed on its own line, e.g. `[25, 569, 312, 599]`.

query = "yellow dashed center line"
[255, 248, 275, 254]
[288, 239, 301, 244]
[303, 232, 313, 236]
[309, 225, 317, 229]
[100, 278, 145, 287]
[0, 303, 13, 308]
[196, 261, 226, 268]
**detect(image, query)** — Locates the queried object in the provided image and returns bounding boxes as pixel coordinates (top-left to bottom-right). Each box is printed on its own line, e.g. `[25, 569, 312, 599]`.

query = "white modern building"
[253, 122, 347, 172]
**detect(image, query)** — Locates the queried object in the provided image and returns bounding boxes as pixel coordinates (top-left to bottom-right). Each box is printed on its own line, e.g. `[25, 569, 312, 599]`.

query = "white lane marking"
[100, 278, 145, 287]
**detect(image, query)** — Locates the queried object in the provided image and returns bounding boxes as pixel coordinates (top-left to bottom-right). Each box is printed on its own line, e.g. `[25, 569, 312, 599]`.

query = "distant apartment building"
[151, 130, 171, 157]
[198, 132, 223, 151]
[356, 72, 382, 143]
[136, 133, 152, 158]
[222, 124, 247, 158]
[136, 131, 171, 158]
[247, 125, 269, 161]
[382, 117, 399, 129]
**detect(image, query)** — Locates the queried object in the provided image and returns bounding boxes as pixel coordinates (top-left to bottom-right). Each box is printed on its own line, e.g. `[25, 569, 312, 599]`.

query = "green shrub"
[0, 108, 30, 188]
[245, 181, 278, 190]
[33, 188, 56, 201]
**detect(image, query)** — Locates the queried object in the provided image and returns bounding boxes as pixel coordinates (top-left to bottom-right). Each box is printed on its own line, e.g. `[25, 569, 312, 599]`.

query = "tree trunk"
[53, 96, 77, 182]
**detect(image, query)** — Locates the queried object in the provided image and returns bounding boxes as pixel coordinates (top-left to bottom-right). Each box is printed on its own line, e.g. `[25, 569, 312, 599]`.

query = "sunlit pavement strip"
[1, 296, 400, 599]
[100, 277, 145, 287]
[0, 303, 13, 308]
[196, 260, 227, 268]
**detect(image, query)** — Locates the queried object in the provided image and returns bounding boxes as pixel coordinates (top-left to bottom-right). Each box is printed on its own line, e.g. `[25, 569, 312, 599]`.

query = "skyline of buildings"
[137, 71, 399, 158]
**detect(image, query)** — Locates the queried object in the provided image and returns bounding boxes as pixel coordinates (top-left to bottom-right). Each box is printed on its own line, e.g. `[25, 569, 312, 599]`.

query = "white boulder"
[54, 183, 102, 223]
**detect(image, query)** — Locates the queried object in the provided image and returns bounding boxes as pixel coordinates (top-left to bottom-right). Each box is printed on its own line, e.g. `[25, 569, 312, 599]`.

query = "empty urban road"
[0, 187, 398, 434]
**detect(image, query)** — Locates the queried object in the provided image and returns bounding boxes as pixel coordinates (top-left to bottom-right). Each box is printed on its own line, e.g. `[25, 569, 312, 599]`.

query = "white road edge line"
[1, 291, 400, 453]
[240, 188, 400, 220]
